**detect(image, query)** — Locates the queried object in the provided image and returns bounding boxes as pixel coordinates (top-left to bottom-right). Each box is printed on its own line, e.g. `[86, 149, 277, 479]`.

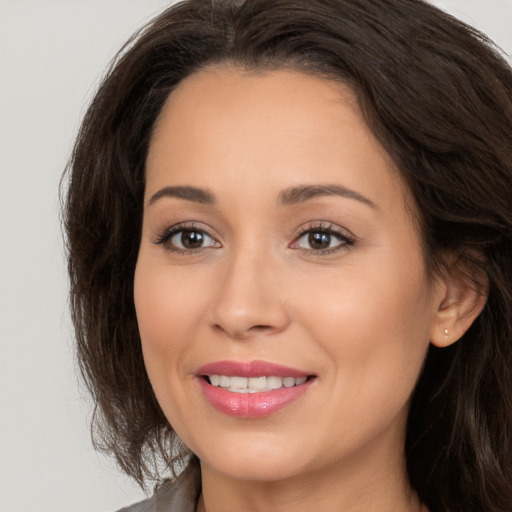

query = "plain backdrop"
[0, 1, 511, 511]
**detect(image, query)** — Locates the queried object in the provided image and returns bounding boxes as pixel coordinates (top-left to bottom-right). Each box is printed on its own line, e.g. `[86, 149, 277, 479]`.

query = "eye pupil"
[309, 232, 330, 249]
[181, 230, 204, 249]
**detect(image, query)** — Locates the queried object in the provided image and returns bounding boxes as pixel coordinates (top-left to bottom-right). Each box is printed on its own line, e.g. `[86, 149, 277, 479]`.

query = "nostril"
[250, 325, 273, 331]
[212, 322, 276, 339]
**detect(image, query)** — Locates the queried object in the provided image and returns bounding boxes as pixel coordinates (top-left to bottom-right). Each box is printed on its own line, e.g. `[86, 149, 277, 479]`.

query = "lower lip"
[198, 378, 314, 418]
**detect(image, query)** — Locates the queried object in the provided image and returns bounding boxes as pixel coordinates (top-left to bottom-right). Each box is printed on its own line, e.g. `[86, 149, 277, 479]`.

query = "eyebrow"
[148, 186, 215, 206]
[278, 184, 378, 210]
[148, 183, 378, 210]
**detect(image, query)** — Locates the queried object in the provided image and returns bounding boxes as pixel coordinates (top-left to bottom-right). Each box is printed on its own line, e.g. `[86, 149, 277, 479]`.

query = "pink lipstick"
[196, 360, 315, 418]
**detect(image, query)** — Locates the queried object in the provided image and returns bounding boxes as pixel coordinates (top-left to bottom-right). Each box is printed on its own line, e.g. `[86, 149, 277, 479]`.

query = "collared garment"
[116, 464, 200, 512]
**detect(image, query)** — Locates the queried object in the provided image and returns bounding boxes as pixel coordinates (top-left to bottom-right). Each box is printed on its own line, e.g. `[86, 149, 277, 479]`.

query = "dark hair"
[63, 0, 512, 509]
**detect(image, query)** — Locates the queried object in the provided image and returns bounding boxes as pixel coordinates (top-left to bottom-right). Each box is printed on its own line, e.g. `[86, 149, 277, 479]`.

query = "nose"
[209, 249, 290, 340]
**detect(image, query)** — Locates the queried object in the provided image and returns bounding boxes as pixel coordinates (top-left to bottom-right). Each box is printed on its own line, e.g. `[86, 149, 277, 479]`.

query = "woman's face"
[134, 67, 444, 483]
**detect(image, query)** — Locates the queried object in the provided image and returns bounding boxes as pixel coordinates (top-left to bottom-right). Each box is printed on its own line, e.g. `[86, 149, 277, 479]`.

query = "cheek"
[134, 258, 208, 351]
[288, 264, 432, 459]
[133, 255, 199, 398]
[293, 253, 433, 400]
[133, 257, 209, 432]
[298, 263, 430, 335]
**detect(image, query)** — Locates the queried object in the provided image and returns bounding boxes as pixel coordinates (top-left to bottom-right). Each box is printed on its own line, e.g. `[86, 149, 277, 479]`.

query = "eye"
[171, 229, 213, 249]
[291, 224, 355, 254]
[155, 225, 220, 252]
[298, 231, 339, 250]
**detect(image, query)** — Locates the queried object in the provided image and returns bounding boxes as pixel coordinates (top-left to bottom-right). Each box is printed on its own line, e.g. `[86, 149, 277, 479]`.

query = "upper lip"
[196, 360, 313, 378]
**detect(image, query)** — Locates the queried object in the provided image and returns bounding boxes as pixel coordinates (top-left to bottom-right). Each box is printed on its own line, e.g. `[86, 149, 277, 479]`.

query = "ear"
[429, 259, 488, 348]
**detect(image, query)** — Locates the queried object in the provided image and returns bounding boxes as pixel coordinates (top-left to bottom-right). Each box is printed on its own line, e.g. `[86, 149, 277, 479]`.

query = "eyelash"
[154, 221, 356, 255]
[154, 222, 220, 255]
[291, 222, 355, 255]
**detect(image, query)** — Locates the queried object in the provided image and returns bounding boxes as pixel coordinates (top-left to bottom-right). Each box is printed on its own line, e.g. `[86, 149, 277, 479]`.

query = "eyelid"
[152, 220, 355, 255]
[290, 222, 356, 254]
[153, 221, 221, 252]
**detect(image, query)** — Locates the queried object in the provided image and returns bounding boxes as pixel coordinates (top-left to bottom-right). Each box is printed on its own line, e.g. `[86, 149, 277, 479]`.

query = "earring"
[444, 328, 449, 340]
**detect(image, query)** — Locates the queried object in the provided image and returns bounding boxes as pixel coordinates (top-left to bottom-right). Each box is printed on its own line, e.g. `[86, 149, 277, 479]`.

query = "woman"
[63, 0, 512, 510]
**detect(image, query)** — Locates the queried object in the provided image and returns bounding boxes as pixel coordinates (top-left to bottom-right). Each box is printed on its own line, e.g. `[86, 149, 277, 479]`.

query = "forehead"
[146, 65, 409, 215]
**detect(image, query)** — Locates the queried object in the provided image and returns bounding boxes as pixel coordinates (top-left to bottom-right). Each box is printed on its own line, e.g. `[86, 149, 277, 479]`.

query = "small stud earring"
[444, 329, 449, 340]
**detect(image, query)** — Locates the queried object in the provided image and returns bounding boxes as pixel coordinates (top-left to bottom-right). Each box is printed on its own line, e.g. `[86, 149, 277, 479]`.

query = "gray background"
[1, 1, 511, 511]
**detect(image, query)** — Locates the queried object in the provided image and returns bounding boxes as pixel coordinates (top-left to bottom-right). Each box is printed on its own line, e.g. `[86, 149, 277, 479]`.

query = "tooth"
[209, 374, 307, 392]
[230, 376, 248, 389]
[283, 377, 295, 388]
[229, 387, 256, 393]
[219, 375, 231, 388]
[267, 376, 283, 390]
[248, 377, 267, 391]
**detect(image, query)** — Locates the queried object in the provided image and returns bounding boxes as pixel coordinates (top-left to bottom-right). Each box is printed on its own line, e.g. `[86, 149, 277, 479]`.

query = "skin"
[134, 66, 481, 511]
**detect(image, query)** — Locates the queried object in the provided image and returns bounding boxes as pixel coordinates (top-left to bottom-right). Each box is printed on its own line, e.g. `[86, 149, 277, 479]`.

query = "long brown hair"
[63, 1, 512, 509]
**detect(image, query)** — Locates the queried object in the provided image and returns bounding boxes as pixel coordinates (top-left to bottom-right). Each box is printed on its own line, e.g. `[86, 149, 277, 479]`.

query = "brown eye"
[166, 229, 219, 251]
[294, 227, 352, 253]
[180, 230, 204, 249]
[308, 232, 332, 250]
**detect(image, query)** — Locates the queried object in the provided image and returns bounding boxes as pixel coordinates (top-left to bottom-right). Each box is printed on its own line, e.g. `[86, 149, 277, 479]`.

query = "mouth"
[204, 374, 313, 393]
[196, 361, 317, 417]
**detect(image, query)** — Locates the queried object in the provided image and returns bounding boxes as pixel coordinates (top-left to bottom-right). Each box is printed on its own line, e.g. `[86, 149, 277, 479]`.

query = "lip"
[197, 360, 311, 378]
[196, 360, 315, 418]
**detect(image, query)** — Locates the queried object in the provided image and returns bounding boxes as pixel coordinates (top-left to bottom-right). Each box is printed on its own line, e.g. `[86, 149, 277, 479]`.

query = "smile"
[207, 375, 308, 393]
[196, 361, 316, 417]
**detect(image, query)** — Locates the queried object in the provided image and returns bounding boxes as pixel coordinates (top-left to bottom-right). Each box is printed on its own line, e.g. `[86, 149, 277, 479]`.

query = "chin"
[192, 431, 313, 482]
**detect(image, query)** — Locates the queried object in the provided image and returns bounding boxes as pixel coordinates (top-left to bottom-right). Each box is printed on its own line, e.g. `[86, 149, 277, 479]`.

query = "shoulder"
[116, 496, 156, 512]
[115, 463, 201, 512]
